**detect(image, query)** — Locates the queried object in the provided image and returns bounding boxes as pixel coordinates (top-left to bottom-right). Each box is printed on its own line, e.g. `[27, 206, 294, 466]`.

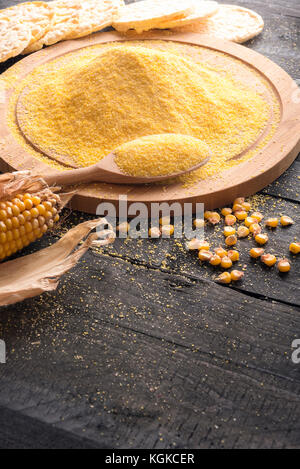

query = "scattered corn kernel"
[277, 258, 291, 273]
[225, 234, 237, 246]
[221, 207, 232, 216]
[159, 216, 171, 225]
[193, 218, 205, 228]
[237, 225, 250, 238]
[232, 203, 243, 212]
[207, 212, 220, 224]
[186, 237, 203, 250]
[214, 247, 227, 258]
[242, 202, 251, 211]
[249, 223, 261, 235]
[233, 197, 245, 206]
[251, 212, 264, 222]
[234, 210, 247, 221]
[161, 224, 174, 236]
[223, 226, 236, 237]
[221, 256, 233, 269]
[261, 253, 276, 266]
[209, 254, 221, 266]
[230, 270, 244, 281]
[198, 249, 213, 261]
[289, 242, 300, 254]
[227, 250, 239, 262]
[197, 241, 210, 250]
[217, 272, 231, 284]
[204, 211, 213, 219]
[265, 217, 279, 228]
[250, 247, 264, 258]
[117, 221, 130, 233]
[255, 233, 268, 245]
[225, 214, 236, 226]
[149, 227, 161, 238]
[244, 216, 256, 227]
[280, 216, 294, 226]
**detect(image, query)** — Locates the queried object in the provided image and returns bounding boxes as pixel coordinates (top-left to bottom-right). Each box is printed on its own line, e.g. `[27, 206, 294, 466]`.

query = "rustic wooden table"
[0, 0, 299, 449]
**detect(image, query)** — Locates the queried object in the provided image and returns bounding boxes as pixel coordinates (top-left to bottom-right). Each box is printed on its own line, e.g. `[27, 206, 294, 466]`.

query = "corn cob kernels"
[0, 193, 60, 261]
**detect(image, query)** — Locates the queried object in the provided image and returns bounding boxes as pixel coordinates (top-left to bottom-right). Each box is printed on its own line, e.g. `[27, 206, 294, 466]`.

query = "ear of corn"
[0, 192, 60, 261]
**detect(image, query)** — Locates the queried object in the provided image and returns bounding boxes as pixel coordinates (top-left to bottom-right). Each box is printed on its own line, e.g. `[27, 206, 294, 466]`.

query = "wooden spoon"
[43, 148, 211, 187]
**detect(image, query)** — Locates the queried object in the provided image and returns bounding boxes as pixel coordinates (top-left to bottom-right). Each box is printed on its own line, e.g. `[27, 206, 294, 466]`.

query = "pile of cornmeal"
[17, 44, 271, 185]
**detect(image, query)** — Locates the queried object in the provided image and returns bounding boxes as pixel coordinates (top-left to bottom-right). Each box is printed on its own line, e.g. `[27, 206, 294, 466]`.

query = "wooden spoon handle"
[43, 165, 101, 187]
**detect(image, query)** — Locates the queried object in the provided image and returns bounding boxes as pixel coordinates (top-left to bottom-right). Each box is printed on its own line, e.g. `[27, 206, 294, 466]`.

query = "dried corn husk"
[0, 171, 115, 306]
[0, 217, 115, 306]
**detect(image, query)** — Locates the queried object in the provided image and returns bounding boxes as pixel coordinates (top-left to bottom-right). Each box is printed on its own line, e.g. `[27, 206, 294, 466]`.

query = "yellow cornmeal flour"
[6, 40, 280, 188]
[114, 134, 210, 177]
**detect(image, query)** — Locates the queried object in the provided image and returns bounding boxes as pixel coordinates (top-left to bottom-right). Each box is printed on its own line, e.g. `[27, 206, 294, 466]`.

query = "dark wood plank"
[0, 406, 99, 449]
[262, 156, 300, 202]
[0, 251, 299, 449]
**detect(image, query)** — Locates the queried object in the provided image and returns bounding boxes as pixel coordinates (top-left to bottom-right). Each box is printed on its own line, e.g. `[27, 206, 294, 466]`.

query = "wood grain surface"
[0, 0, 299, 449]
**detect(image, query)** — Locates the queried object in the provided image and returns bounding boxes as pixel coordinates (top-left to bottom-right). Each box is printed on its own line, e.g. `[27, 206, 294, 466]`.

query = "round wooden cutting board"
[0, 30, 299, 214]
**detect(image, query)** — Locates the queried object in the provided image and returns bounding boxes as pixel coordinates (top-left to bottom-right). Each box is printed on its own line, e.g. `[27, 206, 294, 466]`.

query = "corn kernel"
[225, 235, 237, 246]
[117, 221, 130, 233]
[227, 250, 239, 262]
[11, 205, 20, 216]
[289, 242, 300, 254]
[0, 209, 7, 221]
[277, 258, 291, 273]
[233, 197, 245, 206]
[223, 226, 236, 237]
[198, 249, 213, 261]
[234, 210, 247, 221]
[249, 247, 264, 258]
[214, 247, 227, 258]
[161, 224, 174, 236]
[197, 241, 210, 250]
[280, 216, 294, 226]
[232, 203, 243, 212]
[249, 223, 261, 235]
[225, 214, 236, 226]
[242, 202, 251, 211]
[255, 233, 268, 245]
[30, 207, 39, 218]
[244, 216, 256, 227]
[209, 254, 221, 266]
[32, 196, 41, 206]
[37, 204, 46, 216]
[43, 201, 53, 211]
[204, 211, 213, 220]
[149, 227, 161, 238]
[261, 253, 276, 267]
[193, 218, 205, 228]
[217, 272, 231, 284]
[159, 216, 171, 225]
[207, 212, 220, 224]
[221, 256, 233, 269]
[237, 225, 250, 238]
[221, 207, 232, 216]
[265, 217, 278, 228]
[230, 270, 244, 281]
[24, 198, 33, 210]
[186, 238, 203, 250]
[251, 212, 264, 222]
